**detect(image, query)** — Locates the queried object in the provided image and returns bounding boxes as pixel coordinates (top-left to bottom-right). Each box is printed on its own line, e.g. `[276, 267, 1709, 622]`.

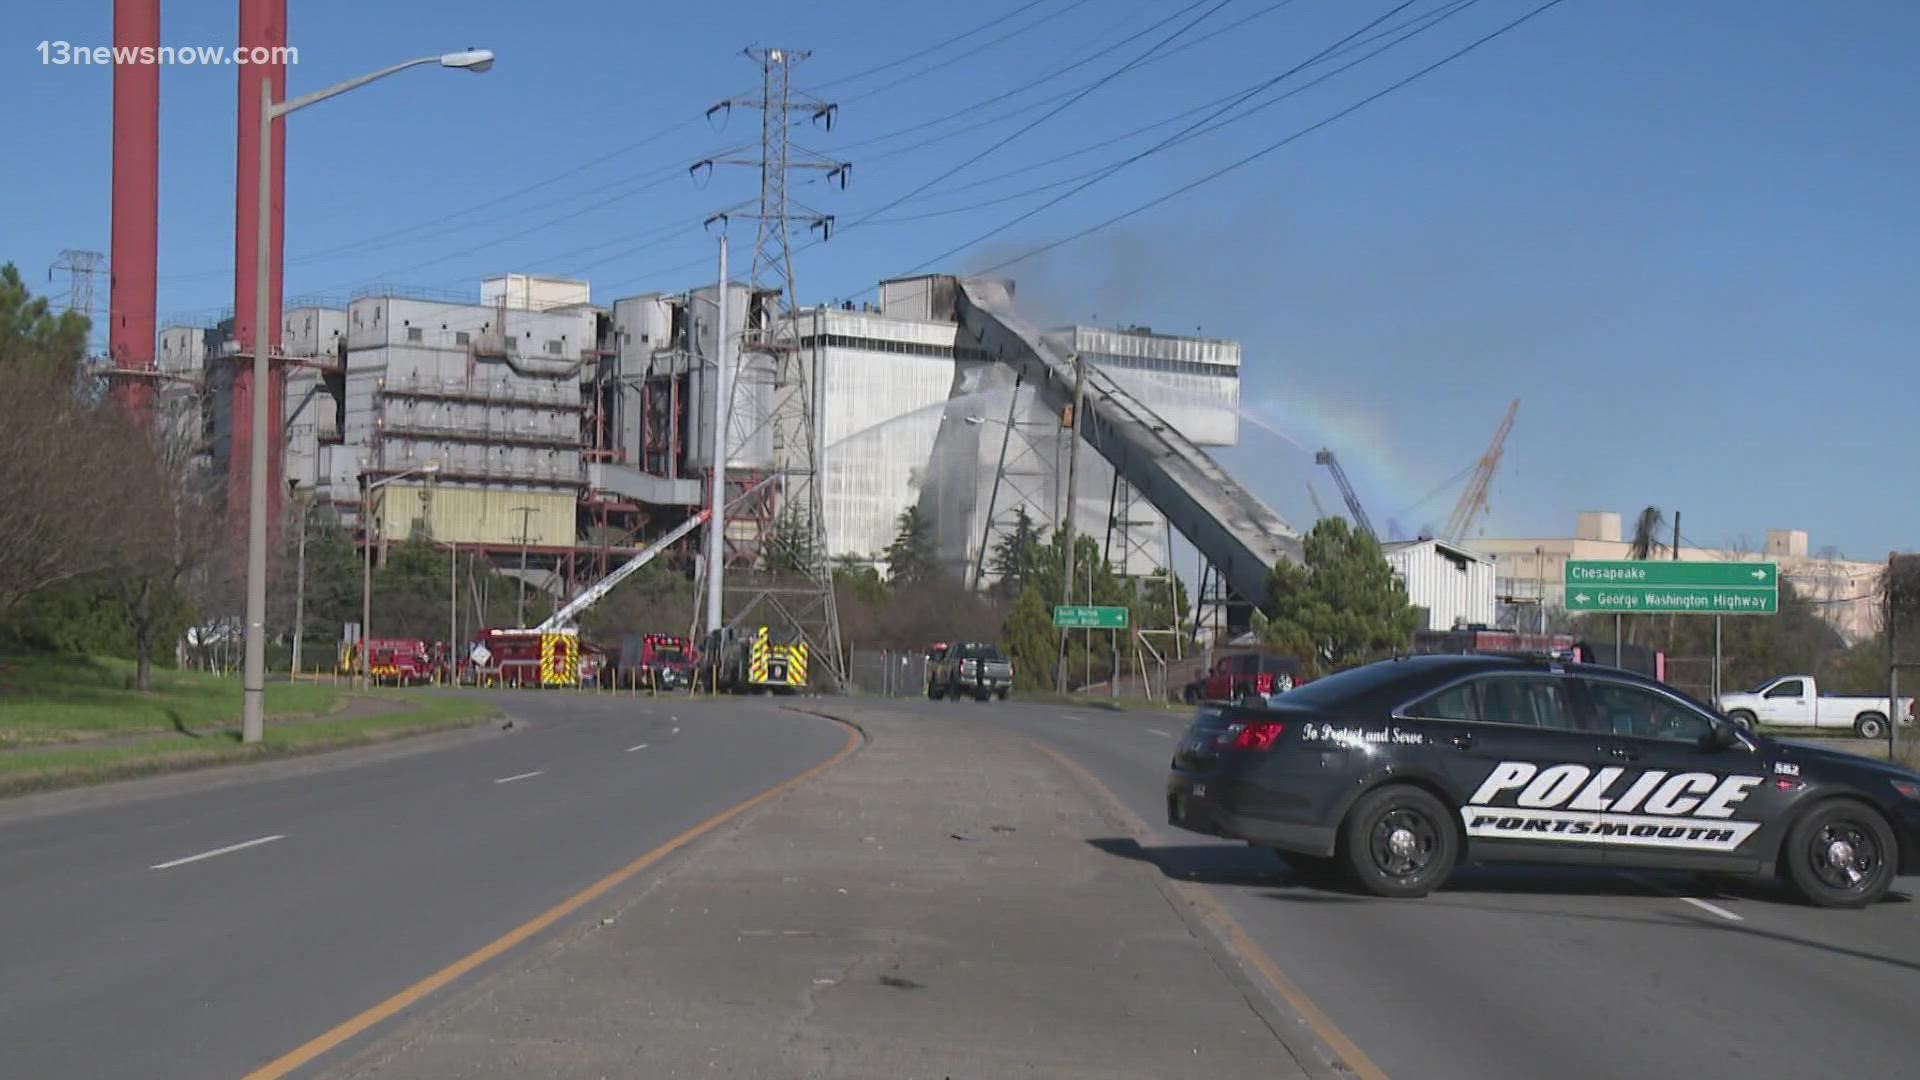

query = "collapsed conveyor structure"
[950, 277, 1302, 613]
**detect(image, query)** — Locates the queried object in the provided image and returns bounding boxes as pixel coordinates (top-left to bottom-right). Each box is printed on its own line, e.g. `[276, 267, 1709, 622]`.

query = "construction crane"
[535, 475, 778, 633]
[1442, 399, 1520, 546]
[1313, 449, 1375, 538]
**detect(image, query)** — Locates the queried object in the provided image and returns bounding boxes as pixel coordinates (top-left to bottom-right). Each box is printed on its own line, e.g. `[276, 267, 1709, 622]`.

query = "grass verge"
[0, 654, 339, 745]
[0, 691, 499, 796]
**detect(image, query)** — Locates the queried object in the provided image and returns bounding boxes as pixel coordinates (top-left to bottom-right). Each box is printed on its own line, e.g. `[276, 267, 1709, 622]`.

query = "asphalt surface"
[0, 692, 846, 1079]
[905, 694, 1920, 1080]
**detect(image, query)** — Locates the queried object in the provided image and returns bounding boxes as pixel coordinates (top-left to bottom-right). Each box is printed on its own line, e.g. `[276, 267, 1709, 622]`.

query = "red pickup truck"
[1182, 651, 1305, 705]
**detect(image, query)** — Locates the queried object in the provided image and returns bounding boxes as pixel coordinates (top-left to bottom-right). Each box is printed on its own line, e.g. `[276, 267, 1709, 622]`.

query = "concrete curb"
[1017, 733, 1381, 1080]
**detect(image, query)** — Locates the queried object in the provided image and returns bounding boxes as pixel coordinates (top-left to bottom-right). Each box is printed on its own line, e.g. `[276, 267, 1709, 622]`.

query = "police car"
[1167, 654, 1920, 907]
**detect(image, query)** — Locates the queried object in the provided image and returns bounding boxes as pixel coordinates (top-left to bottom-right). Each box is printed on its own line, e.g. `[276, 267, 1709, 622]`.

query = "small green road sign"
[1054, 605, 1129, 629]
[1563, 560, 1778, 614]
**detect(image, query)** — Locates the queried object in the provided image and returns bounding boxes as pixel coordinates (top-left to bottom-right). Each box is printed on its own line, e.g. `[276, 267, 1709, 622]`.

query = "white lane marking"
[493, 770, 544, 784]
[1680, 896, 1744, 922]
[671, 726, 680, 735]
[1061, 714, 1085, 722]
[625, 743, 649, 753]
[150, 834, 286, 870]
[1146, 727, 1172, 737]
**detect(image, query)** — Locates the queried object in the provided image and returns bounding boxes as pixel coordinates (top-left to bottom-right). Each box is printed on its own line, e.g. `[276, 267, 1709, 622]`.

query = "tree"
[1001, 585, 1056, 690]
[1260, 517, 1419, 674]
[114, 423, 219, 689]
[0, 265, 131, 614]
[884, 505, 940, 588]
[0, 264, 89, 380]
[987, 507, 1045, 598]
[765, 508, 819, 576]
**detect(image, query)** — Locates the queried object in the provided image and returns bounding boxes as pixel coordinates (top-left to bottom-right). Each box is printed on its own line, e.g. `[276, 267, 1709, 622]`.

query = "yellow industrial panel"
[375, 486, 574, 547]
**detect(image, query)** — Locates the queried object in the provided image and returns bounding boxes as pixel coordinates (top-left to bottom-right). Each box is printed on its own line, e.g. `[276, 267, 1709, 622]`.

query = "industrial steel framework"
[695, 47, 849, 682]
[969, 373, 1067, 591]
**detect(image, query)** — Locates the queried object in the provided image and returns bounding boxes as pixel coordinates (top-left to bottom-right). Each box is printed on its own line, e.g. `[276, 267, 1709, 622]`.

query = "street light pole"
[240, 49, 494, 741]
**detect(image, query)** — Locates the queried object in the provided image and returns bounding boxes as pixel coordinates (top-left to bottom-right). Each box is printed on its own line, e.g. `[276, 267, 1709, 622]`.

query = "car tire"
[996, 689, 1009, 701]
[1338, 785, 1458, 899]
[1855, 713, 1888, 740]
[1782, 798, 1897, 908]
[975, 691, 990, 702]
[1726, 709, 1757, 733]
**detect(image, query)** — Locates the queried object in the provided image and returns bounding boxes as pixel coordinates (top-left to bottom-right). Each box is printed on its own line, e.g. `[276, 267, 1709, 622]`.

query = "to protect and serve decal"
[1463, 761, 1764, 852]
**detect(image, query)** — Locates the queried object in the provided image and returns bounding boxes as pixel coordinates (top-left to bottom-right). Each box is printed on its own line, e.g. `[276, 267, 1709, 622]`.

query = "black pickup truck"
[928, 642, 1014, 702]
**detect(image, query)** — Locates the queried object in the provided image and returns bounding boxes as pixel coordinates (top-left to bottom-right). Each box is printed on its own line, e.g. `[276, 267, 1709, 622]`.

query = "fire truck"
[619, 633, 697, 690]
[465, 628, 582, 688]
[346, 638, 436, 686]
[701, 625, 808, 693]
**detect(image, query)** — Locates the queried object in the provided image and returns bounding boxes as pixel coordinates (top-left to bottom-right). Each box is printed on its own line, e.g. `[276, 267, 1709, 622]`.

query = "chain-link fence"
[846, 649, 932, 697]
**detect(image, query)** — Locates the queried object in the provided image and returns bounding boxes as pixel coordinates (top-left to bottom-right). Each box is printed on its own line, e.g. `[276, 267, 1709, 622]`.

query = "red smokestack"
[230, 0, 288, 531]
[109, 0, 160, 423]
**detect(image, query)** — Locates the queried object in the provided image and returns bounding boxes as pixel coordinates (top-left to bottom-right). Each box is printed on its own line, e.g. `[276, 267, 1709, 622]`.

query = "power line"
[884, 0, 1431, 265]
[820, 0, 1087, 95]
[831, 0, 1303, 159]
[865, 0, 1479, 225]
[843, 0, 1235, 231]
[908, 0, 1574, 282]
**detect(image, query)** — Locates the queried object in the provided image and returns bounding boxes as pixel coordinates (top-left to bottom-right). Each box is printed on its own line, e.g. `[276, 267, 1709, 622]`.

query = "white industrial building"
[158, 268, 1243, 622]
[340, 283, 597, 549]
[809, 276, 1242, 583]
[1384, 538, 1497, 632]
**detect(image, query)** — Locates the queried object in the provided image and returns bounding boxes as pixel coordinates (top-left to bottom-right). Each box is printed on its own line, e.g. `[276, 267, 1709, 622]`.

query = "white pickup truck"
[1716, 675, 1916, 738]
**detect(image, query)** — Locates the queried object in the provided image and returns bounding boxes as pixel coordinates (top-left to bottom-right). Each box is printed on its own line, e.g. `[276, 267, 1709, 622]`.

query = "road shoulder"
[320, 700, 1333, 1079]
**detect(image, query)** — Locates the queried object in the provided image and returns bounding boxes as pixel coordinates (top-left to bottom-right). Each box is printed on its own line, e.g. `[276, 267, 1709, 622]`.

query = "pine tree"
[884, 505, 940, 588]
[988, 507, 1044, 597]
[1261, 517, 1419, 674]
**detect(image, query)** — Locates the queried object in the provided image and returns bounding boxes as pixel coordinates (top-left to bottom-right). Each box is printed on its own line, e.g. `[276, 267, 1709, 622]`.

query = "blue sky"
[9, 0, 1916, 559]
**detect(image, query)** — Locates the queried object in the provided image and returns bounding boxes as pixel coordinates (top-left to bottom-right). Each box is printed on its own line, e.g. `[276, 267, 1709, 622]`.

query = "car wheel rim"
[1810, 820, 1882, 892]
[1369, 807, 1439, 880]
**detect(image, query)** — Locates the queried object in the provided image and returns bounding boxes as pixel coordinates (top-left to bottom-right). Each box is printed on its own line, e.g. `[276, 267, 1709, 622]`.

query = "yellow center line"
[242, 721, 861, 1080]
[1026, 738, 1390, 1080]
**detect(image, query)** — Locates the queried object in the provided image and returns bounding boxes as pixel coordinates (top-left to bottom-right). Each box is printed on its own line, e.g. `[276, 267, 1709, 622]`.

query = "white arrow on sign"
[1574, 593, 1591, 604]
[1750, 569, 1768, 581]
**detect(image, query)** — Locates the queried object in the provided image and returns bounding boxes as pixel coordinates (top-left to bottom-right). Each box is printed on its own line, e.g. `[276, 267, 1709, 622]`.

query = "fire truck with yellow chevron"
[700, 625, 809, 693]
[463, 477, 808, 692]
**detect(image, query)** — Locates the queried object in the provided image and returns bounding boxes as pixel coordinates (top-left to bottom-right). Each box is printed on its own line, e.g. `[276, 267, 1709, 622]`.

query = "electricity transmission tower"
[695, 47, 850, 683]
[50, 249, 106, 319]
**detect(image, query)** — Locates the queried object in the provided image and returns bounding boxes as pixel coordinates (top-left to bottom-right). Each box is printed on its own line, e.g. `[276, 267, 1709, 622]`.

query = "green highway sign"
[1054, 605, 1129, 629]
[1563, 560, 1778, 614]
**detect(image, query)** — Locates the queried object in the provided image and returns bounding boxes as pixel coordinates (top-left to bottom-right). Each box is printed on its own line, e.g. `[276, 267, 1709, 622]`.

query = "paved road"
[0, 693, 846, 1079]
[907, 696, 1920, 1080]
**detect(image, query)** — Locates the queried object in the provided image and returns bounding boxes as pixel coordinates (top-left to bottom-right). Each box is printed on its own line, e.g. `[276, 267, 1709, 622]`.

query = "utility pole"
[449, 541, 458, 678]
[360, 477, 375, 690]
[291, 486, 308, 676]
[512, 505, 537, 626]
[705, 235, 730, 637]
[1056, 352, 1086, 694]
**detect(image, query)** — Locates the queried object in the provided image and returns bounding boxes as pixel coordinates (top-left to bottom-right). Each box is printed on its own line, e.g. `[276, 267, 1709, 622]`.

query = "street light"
[360, 464, 440, 690]
[241, 50, 493, 741]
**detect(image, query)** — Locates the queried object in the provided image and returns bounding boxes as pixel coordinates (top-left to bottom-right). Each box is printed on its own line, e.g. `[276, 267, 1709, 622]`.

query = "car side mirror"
[1706, 718, 1742, 750]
